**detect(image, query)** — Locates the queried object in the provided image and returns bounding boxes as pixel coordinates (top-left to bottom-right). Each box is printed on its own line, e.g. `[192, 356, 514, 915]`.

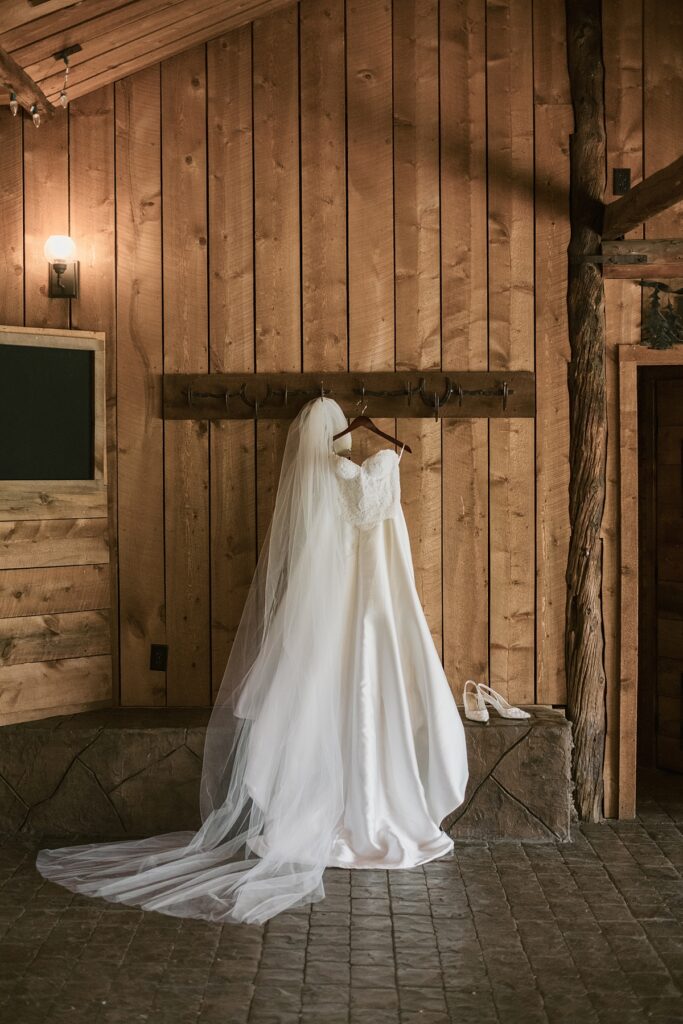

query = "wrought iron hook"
[239, 382, 272, 419]
[418, 377, 454, 420]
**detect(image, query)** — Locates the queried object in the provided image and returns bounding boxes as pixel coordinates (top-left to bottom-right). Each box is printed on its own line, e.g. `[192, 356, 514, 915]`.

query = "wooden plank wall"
[0, 0, 679, 802]
[0, 78, 115, 723]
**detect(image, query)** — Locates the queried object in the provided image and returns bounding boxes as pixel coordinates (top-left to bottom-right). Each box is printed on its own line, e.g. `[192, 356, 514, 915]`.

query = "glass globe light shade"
[44, 235, 76, 263]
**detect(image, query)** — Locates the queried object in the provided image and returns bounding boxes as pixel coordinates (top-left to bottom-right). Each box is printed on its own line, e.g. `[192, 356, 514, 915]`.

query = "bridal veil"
[37, 398, 355, 924]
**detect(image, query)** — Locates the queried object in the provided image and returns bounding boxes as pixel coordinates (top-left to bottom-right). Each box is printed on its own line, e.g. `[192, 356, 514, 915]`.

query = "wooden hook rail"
[163, 371, 535, 421]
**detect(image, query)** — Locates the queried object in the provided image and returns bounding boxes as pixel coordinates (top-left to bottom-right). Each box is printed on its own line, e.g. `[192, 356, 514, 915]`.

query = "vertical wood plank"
[618, 353, 639, 818]
[440, 0, 489, 694]
[486, 0, 535, 705]
[300, 0, 347, 371]
[602, 0, 643, 816]
[346, 0, 393, 365]
[161, 47, 210, 706]
[207, 27, 256, 698]
[533, 0, 571, 706]
[115, 67, 167, 706]
[0, 112, 23, 326]
[393, 0, 441, 652]
[69, 85, 118, 702]
[23, 109, 69, 328]
[347, 0, 394, 465]
[644, 1, 683, 239]
[0, 110, 26, 690]
[253, 8, 301, 548]
[534, 102, 572, 706]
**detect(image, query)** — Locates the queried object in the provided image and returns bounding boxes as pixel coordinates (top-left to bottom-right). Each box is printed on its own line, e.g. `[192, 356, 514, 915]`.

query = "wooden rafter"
[564, 0, 608, 823]
[603, 153, 683, 239]
[0, 44, 54, 115]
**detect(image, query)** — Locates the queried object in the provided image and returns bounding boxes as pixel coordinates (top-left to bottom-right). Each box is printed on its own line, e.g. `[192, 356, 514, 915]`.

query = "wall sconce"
[44, 235, 79, 299]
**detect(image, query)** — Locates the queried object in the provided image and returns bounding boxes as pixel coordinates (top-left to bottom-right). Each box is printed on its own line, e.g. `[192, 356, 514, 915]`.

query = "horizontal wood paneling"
[0, 518, 110, 570]
[0, 486, 107, 521]
[0, 655, 111, 723]
[0, 610, 110, 665]
[0, 564, 110, 617]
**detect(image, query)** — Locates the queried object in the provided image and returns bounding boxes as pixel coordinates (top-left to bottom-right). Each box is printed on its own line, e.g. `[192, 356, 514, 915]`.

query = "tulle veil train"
[37, 398, 357, 924]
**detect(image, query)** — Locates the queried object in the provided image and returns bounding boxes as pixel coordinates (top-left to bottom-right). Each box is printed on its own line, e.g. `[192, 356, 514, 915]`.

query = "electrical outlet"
[613, 167, 631, 195]
[150, 644, 168, 671]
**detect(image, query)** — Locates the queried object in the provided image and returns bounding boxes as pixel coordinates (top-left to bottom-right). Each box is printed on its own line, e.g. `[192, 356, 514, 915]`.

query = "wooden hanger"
[332, 414, 412, 453]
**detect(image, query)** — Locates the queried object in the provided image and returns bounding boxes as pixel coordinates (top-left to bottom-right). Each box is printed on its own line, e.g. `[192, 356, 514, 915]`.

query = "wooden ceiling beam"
[10, 0, 194, 72]
[0, 1, 83, 35]
[0, 44, 54, 115]
[601, 239, 683, 279]
[35, 0, 294, 103]
[0, 0, 132, 52]
[603, 154, 683, 239]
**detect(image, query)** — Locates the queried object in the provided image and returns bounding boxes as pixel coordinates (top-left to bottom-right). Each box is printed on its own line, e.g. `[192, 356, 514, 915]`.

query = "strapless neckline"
[331, 448, 398, 475]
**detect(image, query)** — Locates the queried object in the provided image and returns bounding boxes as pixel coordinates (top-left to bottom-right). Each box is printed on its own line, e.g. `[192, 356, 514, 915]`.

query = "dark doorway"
[638, 366, 683, 773]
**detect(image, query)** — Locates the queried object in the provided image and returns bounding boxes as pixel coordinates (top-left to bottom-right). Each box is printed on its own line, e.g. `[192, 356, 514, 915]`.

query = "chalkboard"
[0, 343, 94, 481]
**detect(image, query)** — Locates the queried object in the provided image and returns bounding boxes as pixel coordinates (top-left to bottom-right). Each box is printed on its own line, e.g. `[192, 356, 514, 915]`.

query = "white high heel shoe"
[477, 683, 531, 720]
[463, 679, 489, 723]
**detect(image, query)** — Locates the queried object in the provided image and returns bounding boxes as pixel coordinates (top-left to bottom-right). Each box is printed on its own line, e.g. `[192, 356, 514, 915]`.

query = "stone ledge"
[450, 708, 574, 842]
[0, 706, 573, 842]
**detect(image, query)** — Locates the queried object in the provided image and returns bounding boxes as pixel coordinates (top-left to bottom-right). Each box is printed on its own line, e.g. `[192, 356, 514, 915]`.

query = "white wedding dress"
[36, 399, 468, 923]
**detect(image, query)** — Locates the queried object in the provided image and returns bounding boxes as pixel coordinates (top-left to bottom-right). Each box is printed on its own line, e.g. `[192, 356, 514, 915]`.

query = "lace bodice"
[332, 449, 401, 530]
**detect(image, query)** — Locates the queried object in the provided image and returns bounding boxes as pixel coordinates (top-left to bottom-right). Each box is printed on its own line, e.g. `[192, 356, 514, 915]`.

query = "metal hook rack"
[167, 371, 534, 422]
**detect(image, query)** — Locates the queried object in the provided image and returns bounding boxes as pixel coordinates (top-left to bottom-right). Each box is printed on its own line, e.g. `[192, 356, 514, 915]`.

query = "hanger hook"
[501, 380, 509, 412]
[186, 385, 194, 408]
[356, 382, 367, 415]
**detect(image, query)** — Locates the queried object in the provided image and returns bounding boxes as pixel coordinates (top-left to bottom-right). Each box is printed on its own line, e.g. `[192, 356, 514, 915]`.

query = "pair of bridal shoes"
[462, 680, 531, 723]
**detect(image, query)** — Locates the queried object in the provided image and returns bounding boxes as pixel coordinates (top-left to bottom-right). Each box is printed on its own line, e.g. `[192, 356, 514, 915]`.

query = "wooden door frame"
[618, 344, 683, 817]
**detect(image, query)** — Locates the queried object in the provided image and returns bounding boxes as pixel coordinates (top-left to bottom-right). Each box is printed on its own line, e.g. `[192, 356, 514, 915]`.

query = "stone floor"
[2, 770, 683, 1024]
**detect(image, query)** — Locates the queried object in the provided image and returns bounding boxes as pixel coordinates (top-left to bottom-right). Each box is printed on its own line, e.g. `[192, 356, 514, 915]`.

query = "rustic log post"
[564, 0, 608, 821]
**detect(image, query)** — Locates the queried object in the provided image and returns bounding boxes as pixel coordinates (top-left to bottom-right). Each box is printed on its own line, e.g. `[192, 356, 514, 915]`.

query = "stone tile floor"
[2, 770, 683, 1024]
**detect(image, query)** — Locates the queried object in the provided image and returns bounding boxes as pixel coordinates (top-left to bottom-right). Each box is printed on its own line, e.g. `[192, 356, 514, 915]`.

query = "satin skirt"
[245, 510, 469, 871]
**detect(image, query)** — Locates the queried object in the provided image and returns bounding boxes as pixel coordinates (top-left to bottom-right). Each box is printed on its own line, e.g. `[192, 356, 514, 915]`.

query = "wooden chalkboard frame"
[0, 326, 106, 520]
